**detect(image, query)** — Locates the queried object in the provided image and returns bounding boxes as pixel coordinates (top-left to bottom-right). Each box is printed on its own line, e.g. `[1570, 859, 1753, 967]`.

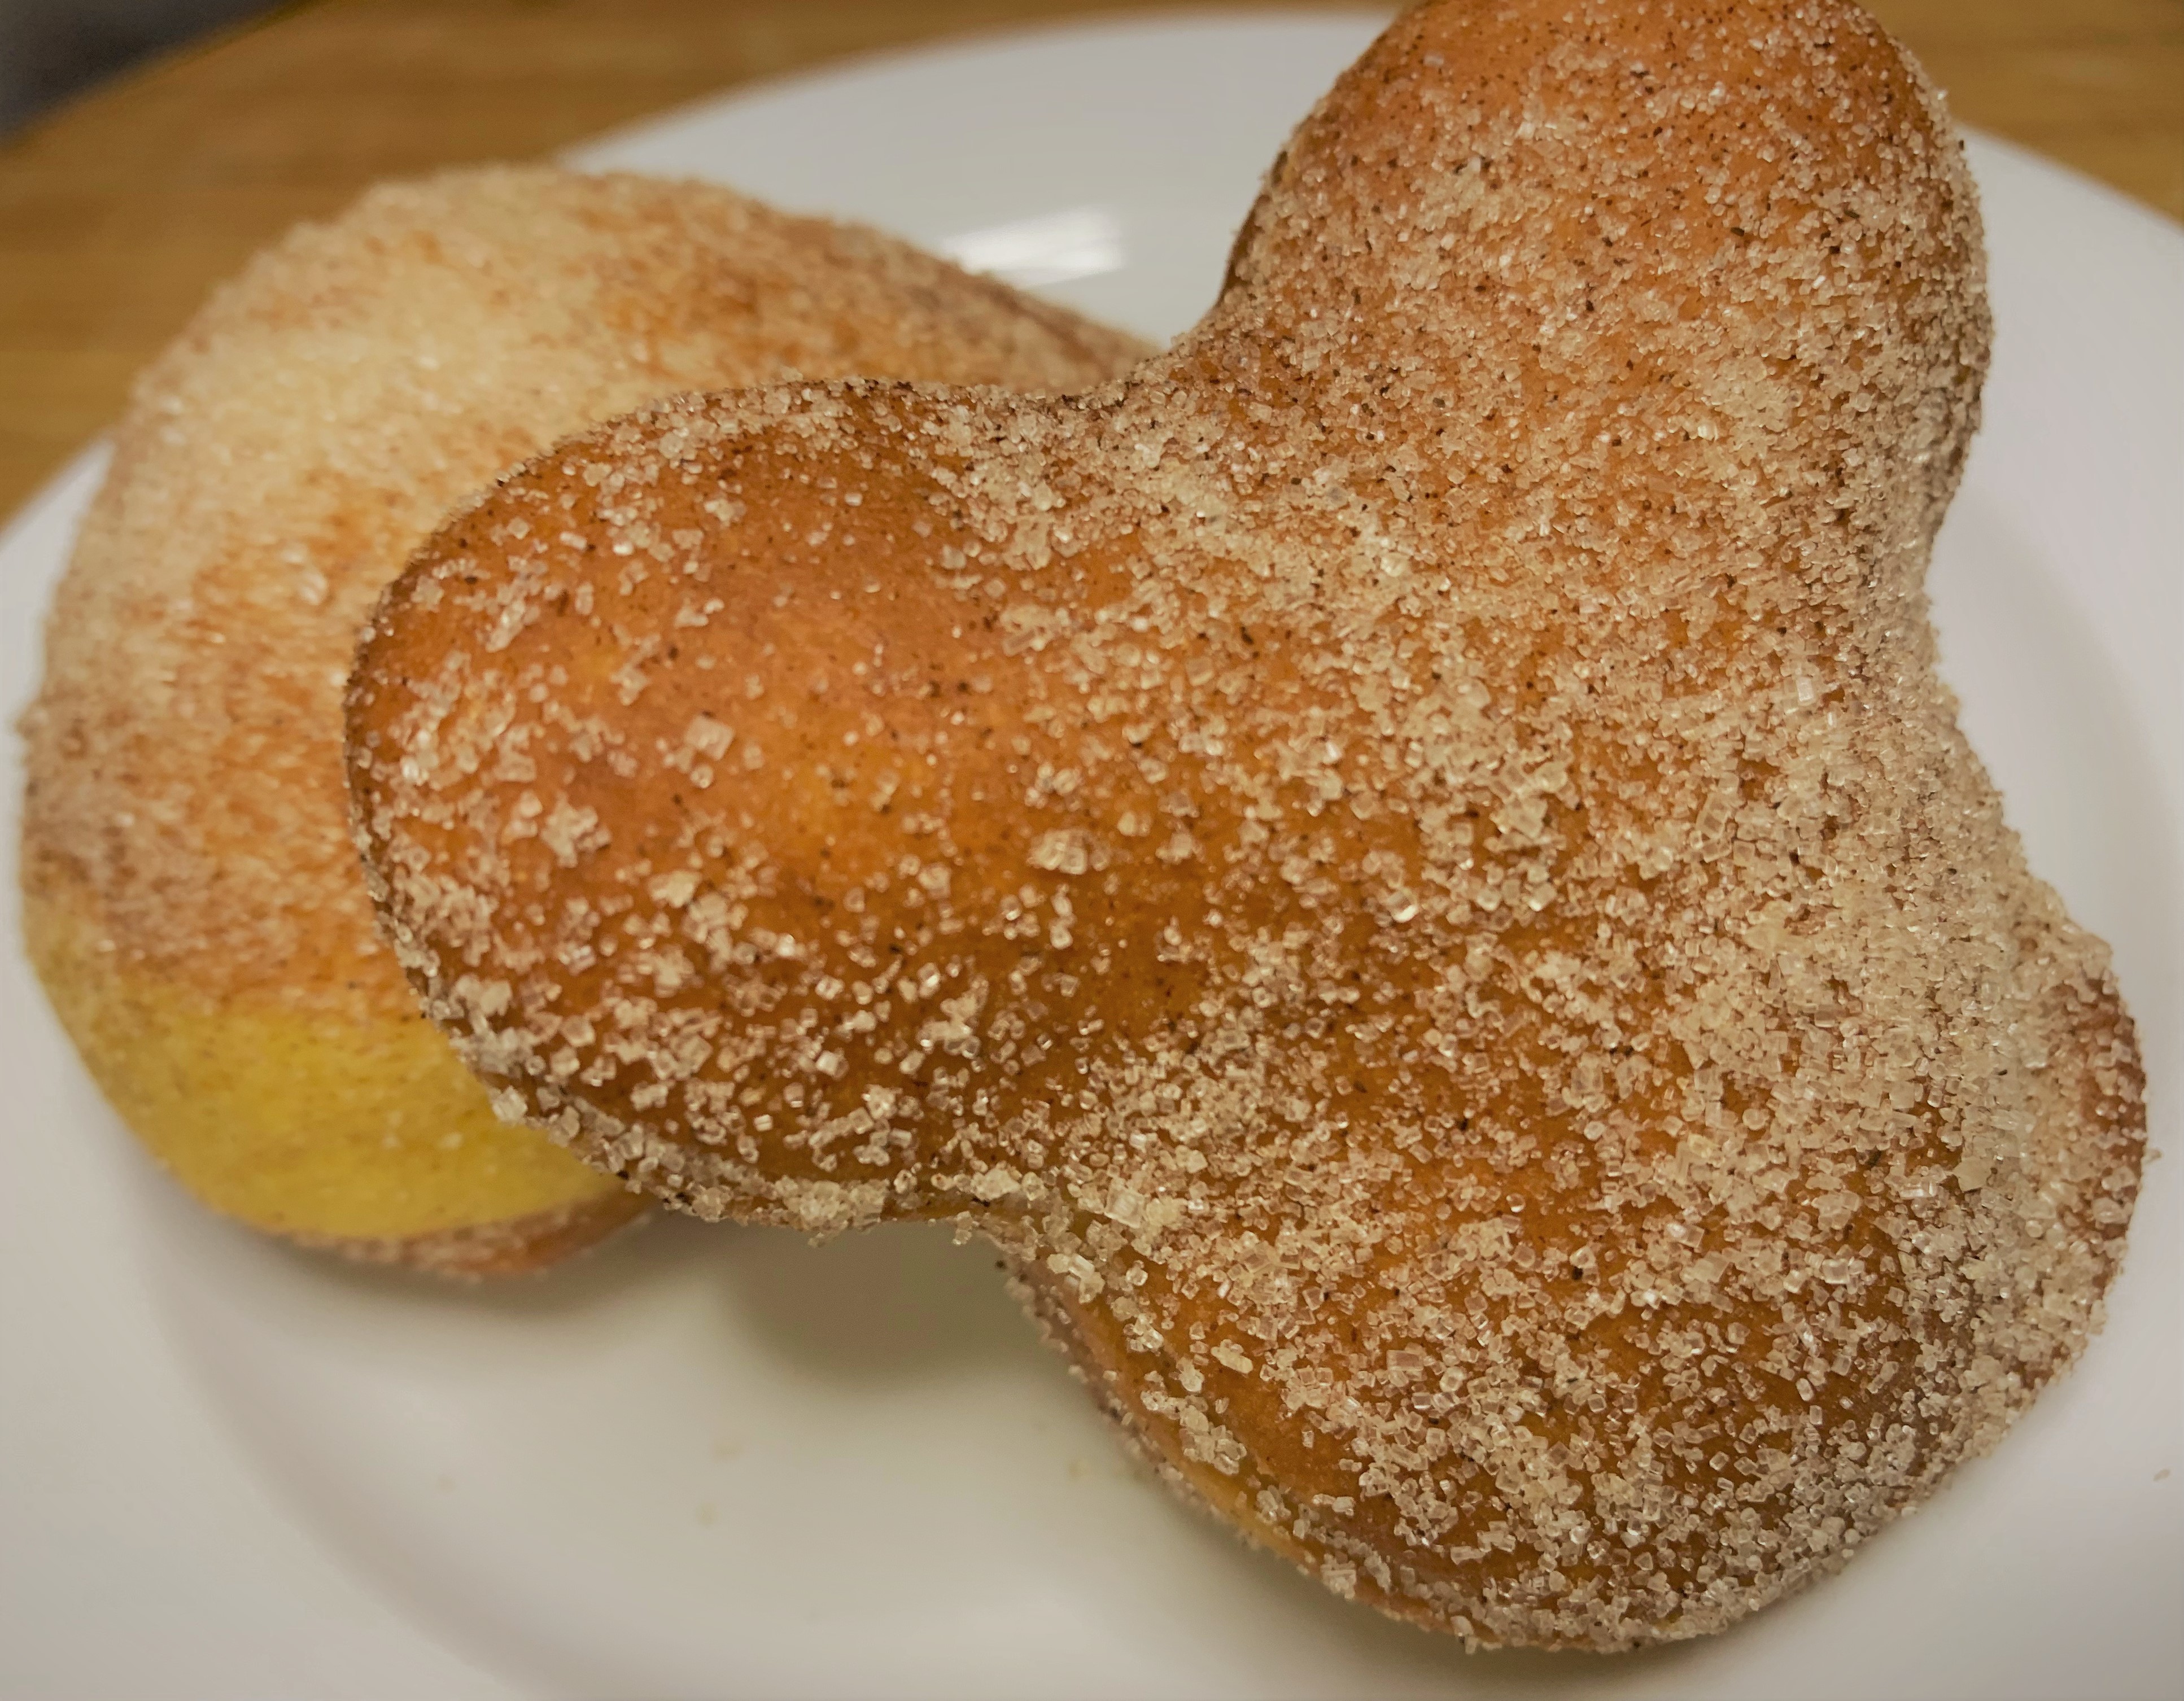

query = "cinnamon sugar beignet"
[20, 165, 1147, 1274]
[350, 0, 2143, 1643]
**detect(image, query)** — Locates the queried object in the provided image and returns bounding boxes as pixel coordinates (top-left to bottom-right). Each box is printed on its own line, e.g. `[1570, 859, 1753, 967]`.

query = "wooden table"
[2, 0, 2177, 523]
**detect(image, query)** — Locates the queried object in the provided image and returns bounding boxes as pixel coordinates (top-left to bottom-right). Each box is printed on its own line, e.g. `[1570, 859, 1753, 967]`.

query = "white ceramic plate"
[2, 13, 2178, 1699]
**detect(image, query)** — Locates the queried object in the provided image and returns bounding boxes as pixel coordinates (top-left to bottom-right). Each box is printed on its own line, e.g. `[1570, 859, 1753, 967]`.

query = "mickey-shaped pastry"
[348, 0, 2144, 1646]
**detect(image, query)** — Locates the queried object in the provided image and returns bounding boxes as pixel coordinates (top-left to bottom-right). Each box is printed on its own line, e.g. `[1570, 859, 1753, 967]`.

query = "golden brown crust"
[291, 1186, 650, 1279]
[20, 164, 1150, 1268]
[349, 2, 2143, 1643]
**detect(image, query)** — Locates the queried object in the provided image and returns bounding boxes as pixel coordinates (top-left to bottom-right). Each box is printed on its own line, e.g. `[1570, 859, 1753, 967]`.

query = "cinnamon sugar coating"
[349, 2, 2144, 1646]
[20, 164, 1146, 1267]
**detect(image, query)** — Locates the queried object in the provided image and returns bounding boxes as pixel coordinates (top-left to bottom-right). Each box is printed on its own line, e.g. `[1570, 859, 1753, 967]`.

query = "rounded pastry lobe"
[20, 164, 1149, 1273]
[349, 1, 2143, 1646]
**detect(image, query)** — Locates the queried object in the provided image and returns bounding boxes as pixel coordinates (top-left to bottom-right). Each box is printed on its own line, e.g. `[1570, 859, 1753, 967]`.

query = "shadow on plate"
[103, 1078, 1842, 1691]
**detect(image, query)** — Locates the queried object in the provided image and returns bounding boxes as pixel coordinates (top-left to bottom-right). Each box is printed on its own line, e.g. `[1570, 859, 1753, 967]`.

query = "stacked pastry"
[20, 166, 1147, 1273]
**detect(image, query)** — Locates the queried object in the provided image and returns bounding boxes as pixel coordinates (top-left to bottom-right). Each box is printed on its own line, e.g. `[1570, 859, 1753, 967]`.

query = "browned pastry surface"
[287, 1187, 651, 1278]
[20, 164, 1146, 1270]
[350, 1, 2144, 1642]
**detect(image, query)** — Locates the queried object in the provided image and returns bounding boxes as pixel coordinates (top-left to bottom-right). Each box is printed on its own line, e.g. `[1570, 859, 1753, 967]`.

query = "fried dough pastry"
[350, 0, 2144, 1642]
[20, 165, 1147, 1275]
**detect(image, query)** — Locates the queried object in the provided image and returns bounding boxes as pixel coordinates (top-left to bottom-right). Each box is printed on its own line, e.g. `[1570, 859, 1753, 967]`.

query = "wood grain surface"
[1, 0, 2178, 523]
